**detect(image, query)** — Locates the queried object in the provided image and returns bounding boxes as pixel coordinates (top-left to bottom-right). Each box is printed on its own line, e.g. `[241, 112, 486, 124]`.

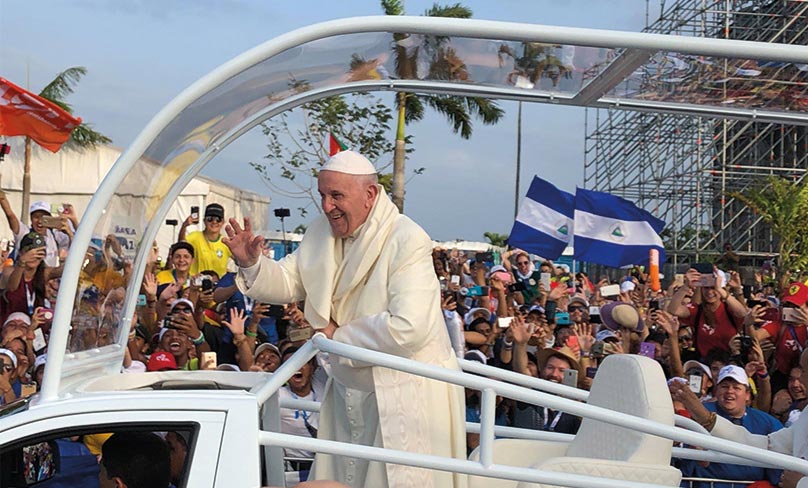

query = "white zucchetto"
[320, 150, 376, 175]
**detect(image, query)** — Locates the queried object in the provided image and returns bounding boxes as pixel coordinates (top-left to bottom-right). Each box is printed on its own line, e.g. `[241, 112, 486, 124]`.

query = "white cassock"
[236, 188, 467, 488]
[711, 404, 808, 487]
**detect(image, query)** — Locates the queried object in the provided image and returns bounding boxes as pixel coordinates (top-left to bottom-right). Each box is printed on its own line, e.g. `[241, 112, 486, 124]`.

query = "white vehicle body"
[2, 15, 808, 487]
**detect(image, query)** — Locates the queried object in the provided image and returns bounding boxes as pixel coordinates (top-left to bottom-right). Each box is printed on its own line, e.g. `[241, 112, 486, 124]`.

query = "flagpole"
[514, 101, 522, 219]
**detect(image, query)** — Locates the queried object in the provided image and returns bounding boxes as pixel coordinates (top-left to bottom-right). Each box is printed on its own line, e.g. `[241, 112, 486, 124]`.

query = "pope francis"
[224, 150, 467, 488]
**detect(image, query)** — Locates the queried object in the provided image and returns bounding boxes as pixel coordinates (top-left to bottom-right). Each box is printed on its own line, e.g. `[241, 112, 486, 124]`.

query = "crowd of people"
[2, 186, 808, 487]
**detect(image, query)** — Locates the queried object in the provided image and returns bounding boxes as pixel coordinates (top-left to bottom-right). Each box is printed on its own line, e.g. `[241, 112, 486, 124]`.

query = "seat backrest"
[566, 354, 673, 464]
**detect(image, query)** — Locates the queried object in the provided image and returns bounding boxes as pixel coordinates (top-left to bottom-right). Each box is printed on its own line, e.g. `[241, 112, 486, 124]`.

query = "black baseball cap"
[205, 203, 224, 219]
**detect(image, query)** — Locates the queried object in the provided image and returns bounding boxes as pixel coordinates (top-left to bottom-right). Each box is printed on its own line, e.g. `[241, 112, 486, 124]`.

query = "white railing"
[256, 336, 808, 487]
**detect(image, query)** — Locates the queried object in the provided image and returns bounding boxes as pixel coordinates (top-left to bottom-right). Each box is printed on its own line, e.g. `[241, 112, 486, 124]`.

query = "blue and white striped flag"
[572, 188, 666, 267]
[508, 176, 574, 260]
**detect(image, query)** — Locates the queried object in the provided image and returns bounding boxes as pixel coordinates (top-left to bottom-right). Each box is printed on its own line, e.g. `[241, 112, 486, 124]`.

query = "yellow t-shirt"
[185, 231, 232, 277]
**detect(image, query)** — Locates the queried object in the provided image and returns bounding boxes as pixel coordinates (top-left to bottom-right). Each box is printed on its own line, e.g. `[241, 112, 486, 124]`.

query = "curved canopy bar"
[40, 15, 808, 400]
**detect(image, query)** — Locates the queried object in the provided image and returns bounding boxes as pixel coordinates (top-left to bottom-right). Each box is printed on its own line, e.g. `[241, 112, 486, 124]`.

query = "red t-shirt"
[762, 319, 807, 374]
[682, 302, 741, 358]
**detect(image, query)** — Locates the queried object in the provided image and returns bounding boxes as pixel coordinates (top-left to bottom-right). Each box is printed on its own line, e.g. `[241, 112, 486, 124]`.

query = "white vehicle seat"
[468, 354, 681, 488]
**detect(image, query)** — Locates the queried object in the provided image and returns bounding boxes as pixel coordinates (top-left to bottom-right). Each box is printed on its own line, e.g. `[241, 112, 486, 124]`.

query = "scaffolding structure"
[583, 0, 808, 268]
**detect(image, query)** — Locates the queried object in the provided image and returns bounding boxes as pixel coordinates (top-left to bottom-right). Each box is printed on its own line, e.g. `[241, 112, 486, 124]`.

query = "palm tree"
[730, 176, 808, 284]
[381, 0, 504, 212]
[22, 67, 110, 223]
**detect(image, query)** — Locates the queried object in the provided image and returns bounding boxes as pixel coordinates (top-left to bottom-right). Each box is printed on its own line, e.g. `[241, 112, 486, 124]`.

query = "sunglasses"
[172, 307, 192, 313]
[568, 306, 586, 312]
[679, 334, 693, 341]
[205, 216, 222, 223]
[517, 261, 530, 265]
[2, 364, 13, 372]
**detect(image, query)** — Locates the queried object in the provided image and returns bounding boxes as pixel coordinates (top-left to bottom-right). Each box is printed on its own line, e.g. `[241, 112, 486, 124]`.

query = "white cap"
[29, 201, 51, 215]
[620, 281, 636, 293]
[3, 312, 31, 328]
[0, 348, 17, 368]
[717, 365, 749, 386]
[34, 354, 48, 370]
[683, 360, 712, 380]
[464, 307, 491, 326]
[595, 329, 618, 342]
[320, 150, 376, 175]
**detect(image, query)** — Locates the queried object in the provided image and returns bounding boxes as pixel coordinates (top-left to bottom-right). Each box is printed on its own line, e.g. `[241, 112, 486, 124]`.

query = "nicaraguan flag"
[572, 188, 666, 267]
[508, 176, 574, 260]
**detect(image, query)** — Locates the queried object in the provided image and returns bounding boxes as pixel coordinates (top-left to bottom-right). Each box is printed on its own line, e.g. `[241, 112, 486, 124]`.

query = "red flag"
[0, 77, 82, 152]
[328, 132, 347, 156]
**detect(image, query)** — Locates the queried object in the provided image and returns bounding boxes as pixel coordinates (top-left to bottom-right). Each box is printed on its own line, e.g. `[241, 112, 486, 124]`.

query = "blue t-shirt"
[679, 402, 783, 487]
[217, 272, 278, 344]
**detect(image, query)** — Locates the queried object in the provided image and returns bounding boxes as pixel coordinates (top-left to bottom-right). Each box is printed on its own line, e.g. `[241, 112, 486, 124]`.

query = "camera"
[274, 208, 291, 218]
[201, 277, 213, 291]
[163, 313, 174, 329]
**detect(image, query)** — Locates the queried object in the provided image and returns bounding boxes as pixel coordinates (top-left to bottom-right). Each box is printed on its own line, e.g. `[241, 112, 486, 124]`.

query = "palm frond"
[64, 123, 112, 148]
[381, 0, 404, 15]
[38, 67, 87, 111]
[424, 3, 472, 18]
[464, 97, 504, 125]
[404, 94, 424, 123]
[424, 95, 472, 138]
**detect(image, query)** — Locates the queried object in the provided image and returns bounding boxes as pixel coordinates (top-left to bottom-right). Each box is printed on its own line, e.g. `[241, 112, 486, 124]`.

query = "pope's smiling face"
[318, 170, 378, 238]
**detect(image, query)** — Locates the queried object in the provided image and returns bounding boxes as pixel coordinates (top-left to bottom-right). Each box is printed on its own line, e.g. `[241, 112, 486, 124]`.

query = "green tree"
[23, 67, 111, 222]
[483, 231, 508, 247]
[382, 0, 505, 213]
[251, 90, 395, 217]
[730, 176, 808, 279]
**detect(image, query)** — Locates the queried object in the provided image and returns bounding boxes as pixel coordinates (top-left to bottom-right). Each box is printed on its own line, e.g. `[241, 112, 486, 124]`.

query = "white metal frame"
[28, 14, 808, 487]
[257, 336, 808, 487]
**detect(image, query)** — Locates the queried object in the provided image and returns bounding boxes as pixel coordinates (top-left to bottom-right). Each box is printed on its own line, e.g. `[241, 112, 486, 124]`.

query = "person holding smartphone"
[178, 203, 232, 278]
[667, 267, 748, 359]
[1, 199, 73, 268]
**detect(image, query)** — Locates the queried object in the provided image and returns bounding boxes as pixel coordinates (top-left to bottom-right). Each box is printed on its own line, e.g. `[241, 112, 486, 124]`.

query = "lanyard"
[788, 325, 805, 353]
[291, 389, 316, 422]
[24, 281, 35, 315]
[543, 407, 563, 431]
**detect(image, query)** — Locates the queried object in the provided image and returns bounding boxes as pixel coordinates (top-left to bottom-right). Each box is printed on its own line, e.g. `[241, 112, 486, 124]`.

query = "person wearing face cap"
[673, 364, 785, 488]
[225, 150, 466, 488]
[0, 347, 17, 405]
[179, 203, 232, 277]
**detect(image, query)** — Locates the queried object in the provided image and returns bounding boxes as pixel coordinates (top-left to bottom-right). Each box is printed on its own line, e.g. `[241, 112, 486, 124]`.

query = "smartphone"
[674, 273, 685, 285]
[649, 300, 660, 312]
[762, 308, 780, 323]
[475, 252, 493, 263]
[588, 306, 601, 324]
[600, 284, 620, 297]
[267, 304, 285, 319]
[783, 308, 801, 323]
[201, 351, 217, 370]
[137, 294, 147, 307]
[590, 341, 605, 358]
[40, 215, 64, 229]
[191, 205, 200, 224]
[555, 311, 571, 326]
[566, 335, 579, 349]
[20, 383, 38, 398]
[639, 341, 656, 359]
[747, 300, 765, 309]
[700, 274, 716, 287]
[692, 262, 714, 274]
[586, 367, 598, 379]
[688, 374, 703, 394]
[450, 275, 460, 286]
[288, 327, 313, 342]
[32, 328, 47, 352]
[540, 272, 552, 290]
[507, 281, 527, 293]
[563, 368, 579, 388]
[497, 317, 514, 329]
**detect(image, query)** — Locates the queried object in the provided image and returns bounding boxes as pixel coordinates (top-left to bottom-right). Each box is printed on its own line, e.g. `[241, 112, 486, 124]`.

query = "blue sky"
[0, 0, 655, 241]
